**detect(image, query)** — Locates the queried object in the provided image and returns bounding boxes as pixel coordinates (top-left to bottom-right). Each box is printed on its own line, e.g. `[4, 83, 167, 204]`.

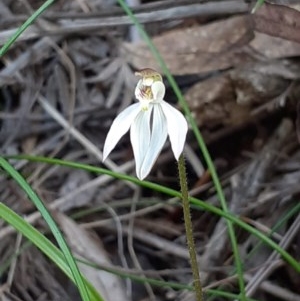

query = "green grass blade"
[0, 157, 93, 301]
[247, 202, 300, 259]
[0, 202, 103, 301]
[251, 0, 265, 13]
[11, 155, 300, 273]
[0, 0, 55, 57]
[78, 257, 260, 301]
[0, 202, 257, 301]
[116, 1, 245, 297]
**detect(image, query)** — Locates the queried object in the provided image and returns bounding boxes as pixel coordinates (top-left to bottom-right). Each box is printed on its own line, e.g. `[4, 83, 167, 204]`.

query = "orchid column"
[103, 68, 204, 301]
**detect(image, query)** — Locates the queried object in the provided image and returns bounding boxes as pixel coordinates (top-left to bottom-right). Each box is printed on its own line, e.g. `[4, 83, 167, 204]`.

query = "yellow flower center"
[135, 68, 163, 111]
[140, 85, 153, 100]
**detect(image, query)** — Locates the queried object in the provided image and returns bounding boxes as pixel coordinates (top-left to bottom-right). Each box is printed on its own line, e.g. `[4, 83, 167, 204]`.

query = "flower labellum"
[103, 68, 188, 180]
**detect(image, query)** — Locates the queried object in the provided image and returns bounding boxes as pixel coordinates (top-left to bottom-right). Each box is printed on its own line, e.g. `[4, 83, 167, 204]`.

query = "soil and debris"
[0, 1, 300, 301]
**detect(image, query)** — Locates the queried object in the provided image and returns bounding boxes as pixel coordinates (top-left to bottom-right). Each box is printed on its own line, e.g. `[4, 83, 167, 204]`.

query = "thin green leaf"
[0, 0, 55, 57]
[0, 157, 94, 301]
[251, 0, 265, 14]
[78, 257, 260, 301]
[247, 202, 300, 259]
[11, 155, 300, 273]
[0, 202, 102, 301]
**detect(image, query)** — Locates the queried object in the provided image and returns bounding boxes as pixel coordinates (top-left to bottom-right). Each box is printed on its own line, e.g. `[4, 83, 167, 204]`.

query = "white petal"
[134, 79, 143, 101]
[151, 81, 165, 101]
[160, 100, 188, 160]
[103, 103, 140, 161]
[130, 106, 152, 179]
[140, 104, 168, 179]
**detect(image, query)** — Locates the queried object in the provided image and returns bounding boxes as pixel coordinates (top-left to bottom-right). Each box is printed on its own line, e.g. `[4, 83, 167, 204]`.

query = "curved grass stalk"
[10, 155, 300, 274]
[0, 157, 95, 301]
[0, 0, 55, 57]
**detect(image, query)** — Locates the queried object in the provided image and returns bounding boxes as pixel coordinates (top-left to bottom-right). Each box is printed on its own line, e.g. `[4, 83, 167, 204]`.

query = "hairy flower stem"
[178, 154, 204, 301]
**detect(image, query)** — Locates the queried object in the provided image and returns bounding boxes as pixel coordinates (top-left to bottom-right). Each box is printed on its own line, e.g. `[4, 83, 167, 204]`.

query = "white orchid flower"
[103, 68, 188, 180]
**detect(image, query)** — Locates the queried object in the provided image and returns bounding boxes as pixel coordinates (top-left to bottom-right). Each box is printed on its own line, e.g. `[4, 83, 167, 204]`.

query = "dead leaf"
[250, 32, 300, 59]
[55, 213, 129, 301]
[58, 170, 96, 211]
[123, 13, 300, 75]
[229, 62, 291, 105]
[184, 75, 244, 127]
[184, 59, 297, 127]
[122, 16, 255, 75]
[252, 2, 300, 43]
